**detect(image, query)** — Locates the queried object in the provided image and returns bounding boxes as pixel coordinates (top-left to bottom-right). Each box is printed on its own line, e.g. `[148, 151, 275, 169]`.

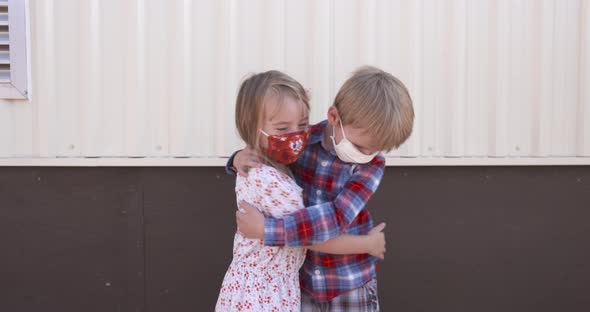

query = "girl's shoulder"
[237, 165, 298, 190]
[242, 164, 285, 182]
[236, 165, 303, 216]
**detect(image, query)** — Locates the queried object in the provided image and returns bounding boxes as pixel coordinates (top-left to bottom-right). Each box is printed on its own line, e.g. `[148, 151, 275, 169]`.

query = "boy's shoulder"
[350, 154, 386, 176]
[308, 120, 328, 144]
[369, 153, 386, 167]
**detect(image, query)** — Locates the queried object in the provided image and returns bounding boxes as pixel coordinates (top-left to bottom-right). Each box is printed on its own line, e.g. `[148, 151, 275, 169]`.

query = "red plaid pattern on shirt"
[263, 120, 386, 302]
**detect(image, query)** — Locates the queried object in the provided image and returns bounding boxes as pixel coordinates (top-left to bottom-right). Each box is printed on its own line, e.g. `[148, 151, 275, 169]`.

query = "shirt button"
[316, 190, 322, 195]
[321, 160, 328, 167]
[315, 269, 321, 276]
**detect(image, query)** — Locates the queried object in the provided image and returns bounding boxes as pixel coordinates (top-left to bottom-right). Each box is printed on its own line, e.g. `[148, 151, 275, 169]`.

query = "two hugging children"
[216, 66, 414, 312]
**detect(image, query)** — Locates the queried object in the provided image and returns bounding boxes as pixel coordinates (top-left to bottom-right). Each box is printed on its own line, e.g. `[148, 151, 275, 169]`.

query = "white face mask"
[330, 119, 378, 164]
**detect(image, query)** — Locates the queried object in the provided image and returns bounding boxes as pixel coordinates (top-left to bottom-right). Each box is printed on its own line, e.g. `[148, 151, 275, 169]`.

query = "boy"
[228, 66, 414, 311]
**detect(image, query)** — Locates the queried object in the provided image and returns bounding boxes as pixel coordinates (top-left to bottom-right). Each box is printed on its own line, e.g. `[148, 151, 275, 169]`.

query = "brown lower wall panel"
[0, 166, 589, 312]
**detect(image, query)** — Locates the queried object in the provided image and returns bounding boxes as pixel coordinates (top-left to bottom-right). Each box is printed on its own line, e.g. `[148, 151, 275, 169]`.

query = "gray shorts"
[301, 279, 380, 312]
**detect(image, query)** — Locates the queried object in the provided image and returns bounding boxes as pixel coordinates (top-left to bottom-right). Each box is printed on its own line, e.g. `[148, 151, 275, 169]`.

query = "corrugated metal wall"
[0, 0, 589, 164]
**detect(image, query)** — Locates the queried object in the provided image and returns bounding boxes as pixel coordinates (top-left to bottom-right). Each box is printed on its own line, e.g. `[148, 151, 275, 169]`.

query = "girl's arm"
[306, 223, 386, 259]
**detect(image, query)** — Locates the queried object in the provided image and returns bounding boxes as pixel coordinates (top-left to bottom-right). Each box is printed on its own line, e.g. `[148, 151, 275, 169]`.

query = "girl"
[215, 71, 385, 311]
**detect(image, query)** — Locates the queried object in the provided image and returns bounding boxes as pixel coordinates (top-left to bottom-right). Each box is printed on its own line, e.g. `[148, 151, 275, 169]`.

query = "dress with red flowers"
[215, 165, 306, 312]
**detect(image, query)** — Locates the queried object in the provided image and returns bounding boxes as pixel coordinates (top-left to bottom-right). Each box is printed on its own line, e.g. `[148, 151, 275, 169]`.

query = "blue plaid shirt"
[228, 120, 385, 302]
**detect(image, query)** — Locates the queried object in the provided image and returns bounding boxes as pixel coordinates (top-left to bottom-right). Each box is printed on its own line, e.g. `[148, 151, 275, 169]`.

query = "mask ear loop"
[260, 129, 270, 137]
[338, 119, 347, 140]
[330, 118, 346, 146]
[330, 121, 337, 143]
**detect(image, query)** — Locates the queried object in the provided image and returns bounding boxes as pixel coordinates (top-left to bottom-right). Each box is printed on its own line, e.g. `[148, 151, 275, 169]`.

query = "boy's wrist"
[256, 221, 265, 240]
[263, 218, 286, 246]
[361, 235, 372, 253]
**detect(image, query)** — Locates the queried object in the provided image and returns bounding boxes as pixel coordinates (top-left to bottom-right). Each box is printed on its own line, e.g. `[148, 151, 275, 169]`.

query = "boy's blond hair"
[235, 70, 310, 163]
[334, 66, 414, 152]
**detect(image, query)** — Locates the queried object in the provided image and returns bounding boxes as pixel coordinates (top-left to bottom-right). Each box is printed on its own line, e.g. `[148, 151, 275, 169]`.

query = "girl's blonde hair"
[235, 70, 310, 166]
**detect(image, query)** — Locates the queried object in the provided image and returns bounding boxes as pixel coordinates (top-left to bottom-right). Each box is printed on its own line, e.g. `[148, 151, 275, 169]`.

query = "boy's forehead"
[343, 125, 381, 150]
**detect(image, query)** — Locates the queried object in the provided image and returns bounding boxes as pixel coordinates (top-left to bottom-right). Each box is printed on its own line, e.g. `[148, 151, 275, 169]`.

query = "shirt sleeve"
[263, 157, 385, 247]
[224, 150, 241, 176]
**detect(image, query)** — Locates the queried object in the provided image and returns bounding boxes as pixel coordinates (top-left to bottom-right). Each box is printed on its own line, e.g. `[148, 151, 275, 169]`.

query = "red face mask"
[260, 129, 309, 164]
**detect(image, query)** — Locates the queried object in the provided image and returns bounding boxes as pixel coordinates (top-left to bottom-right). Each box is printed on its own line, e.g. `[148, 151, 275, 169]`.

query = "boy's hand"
[367, 222, 387, 260]
[234, 147, 262, 177]
[236, 201, 265, 240]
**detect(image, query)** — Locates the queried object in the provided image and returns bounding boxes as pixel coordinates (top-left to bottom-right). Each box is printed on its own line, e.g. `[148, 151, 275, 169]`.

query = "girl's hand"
[234, 147, 263, 177]
[367, 223, 387, 260]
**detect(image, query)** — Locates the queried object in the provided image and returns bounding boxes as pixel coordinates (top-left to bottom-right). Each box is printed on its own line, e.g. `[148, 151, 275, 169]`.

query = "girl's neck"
[275, 164, 290, 176]
[262, 157, 292, 178]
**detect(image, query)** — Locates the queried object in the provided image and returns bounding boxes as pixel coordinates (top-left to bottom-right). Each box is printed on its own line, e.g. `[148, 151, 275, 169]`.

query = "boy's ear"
[327, 106, 339, 126]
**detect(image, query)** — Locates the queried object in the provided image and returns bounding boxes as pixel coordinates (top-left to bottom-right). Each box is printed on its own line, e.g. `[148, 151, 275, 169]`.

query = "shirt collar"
[309, 120, 328, 145]
[309, 120, 339, 156]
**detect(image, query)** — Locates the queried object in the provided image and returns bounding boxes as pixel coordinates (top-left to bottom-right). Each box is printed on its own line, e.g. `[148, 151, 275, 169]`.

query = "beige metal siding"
[0, 0, 589, 164]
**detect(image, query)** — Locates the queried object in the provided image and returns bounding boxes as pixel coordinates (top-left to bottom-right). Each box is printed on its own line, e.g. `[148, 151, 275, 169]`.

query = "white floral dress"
[215, 165, 307, 312]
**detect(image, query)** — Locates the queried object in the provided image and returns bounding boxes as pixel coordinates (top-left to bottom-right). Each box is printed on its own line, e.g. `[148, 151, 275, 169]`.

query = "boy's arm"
[225, 148, 262, 177]
[224, 150, 240, 176]
[307, 223, 387, 259]
[238, 156, 385, 247]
